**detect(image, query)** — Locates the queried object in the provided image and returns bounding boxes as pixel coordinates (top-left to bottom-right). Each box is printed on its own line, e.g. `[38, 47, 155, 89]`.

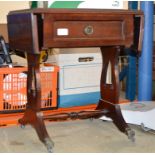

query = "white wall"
[0, 1, 128, 24]
[0, 1, 29, 23]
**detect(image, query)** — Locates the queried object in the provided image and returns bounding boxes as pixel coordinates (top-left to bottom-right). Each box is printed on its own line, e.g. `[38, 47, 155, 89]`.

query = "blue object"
[138, 1, 154, 101]
[119, 66, 128, 81]
[126, 55, 137, 101]
[124, 1, 138, 101]
[128, 1, 138, 10]
[58, 92, 100, 108]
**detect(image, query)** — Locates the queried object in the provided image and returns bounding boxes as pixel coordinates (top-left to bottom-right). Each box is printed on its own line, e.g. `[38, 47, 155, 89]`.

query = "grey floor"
[0, 119, 155, 153]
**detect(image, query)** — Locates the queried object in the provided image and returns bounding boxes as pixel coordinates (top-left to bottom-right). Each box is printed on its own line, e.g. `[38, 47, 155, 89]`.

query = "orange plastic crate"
[0, 65, 59, 113]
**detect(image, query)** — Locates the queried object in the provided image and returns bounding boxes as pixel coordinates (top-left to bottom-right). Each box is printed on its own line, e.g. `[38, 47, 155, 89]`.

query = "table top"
[7, 8, 144, 53]
[8, 8, 143, 15]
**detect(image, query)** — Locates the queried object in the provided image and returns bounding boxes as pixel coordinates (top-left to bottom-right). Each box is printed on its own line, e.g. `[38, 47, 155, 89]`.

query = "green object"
[31, 1, 38, 8]
[50, 1, 84, 8]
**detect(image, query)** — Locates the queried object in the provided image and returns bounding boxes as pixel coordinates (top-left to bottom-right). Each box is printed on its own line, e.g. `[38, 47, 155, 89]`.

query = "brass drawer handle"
[84, 25, 94, 35]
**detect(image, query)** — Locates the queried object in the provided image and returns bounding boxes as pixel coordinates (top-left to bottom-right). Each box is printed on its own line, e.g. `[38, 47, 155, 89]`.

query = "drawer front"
[53, 21, 124, 40]
[43, 15, 134, 48]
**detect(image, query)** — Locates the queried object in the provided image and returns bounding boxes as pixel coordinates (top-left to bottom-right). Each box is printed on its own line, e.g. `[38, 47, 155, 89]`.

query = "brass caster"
[44, 137, 54, 153]
[89, 118, 94, 122]
[126, 128, 135, 142]
[20, 124, 25, 129]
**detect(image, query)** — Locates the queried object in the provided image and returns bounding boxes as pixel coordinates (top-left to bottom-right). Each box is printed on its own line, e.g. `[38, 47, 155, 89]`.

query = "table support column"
[18, 53, 54, 152]
[96, 46, 135, 141]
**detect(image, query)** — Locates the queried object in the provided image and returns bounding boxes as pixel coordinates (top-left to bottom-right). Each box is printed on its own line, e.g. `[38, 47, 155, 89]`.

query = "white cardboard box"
[47, 48, 102, 107]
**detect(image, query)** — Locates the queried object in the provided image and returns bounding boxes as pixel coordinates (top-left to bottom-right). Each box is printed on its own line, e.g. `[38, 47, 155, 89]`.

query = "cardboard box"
[0, 24, 8, 42]
[47, 48, 102, 107]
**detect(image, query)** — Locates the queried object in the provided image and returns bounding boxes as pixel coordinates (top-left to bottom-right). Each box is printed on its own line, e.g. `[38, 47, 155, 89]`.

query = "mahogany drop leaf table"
[7, 8, 144, 152]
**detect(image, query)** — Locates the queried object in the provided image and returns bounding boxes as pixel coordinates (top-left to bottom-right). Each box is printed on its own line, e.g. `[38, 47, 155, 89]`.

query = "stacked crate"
[0, 65, 59, 125]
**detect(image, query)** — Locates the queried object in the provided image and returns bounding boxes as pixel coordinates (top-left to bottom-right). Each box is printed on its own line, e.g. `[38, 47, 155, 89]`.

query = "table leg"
[96, 46, 135, 142]
[18, 54, 54, 152]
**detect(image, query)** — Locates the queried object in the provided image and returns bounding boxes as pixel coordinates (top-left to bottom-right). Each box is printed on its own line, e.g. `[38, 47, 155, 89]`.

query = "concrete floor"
[0, 119, 155, 153]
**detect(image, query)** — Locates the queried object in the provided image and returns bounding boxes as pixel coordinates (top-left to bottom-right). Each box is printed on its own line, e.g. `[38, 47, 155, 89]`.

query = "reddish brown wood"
[7, 8, 144, 152]
[7, 9, 144, 52]
[18, 48, 54, 152]
[96, 46, 133, 137]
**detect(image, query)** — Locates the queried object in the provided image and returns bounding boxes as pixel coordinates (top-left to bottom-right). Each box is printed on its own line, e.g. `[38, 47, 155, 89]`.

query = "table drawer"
[53, 21, 124, 40]
[43, 14, 134, 48]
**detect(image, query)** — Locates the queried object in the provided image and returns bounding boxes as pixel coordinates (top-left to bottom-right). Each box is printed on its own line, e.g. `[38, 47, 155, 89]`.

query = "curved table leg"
[18, 54, 54, 152]
[96, 46, 135, 142]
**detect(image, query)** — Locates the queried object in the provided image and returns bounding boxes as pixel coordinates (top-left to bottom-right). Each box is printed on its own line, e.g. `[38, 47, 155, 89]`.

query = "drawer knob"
[84, 25, 94, 35]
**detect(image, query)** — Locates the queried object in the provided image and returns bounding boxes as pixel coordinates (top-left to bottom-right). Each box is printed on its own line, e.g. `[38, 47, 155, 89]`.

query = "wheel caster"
[125, 128, 135, 142]
[44, 137, 54, 153]
[20, 124, 25, 129]
[89, 118, 93, 122]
